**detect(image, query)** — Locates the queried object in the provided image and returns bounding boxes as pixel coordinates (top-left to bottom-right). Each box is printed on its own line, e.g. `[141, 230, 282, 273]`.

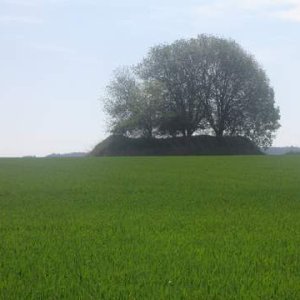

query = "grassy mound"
[90, 135, 262, 156]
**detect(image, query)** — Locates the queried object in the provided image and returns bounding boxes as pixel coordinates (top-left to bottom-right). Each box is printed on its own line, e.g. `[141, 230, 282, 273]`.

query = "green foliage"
[103, 68, 162, 138]
[1, 156, 300, 299]
[103, 35, 280, 147]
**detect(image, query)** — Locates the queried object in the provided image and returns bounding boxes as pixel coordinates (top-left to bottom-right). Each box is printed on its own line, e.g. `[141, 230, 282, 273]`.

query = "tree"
[103, 68, 162, 138]
[103, 35, 280, 147]
[194, 36, 280, 146]
[137, 35, 280, 145]
[137, 38, 207, 137]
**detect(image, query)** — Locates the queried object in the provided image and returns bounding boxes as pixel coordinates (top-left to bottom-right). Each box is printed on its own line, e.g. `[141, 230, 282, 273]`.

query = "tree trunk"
[145, 128, 152, 139]
[187, 128, 193, 137]
[215, 129, 224, 137]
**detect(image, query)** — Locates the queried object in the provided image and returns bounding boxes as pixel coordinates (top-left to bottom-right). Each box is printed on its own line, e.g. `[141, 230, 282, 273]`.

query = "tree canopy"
[103, 35, 280, 147]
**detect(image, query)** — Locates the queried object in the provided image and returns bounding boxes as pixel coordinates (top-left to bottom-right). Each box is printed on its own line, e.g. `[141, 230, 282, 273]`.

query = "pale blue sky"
[1, 0, 300, 156]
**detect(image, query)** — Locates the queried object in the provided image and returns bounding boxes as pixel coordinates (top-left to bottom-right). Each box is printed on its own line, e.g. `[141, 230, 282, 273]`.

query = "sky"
[1, 0, 300, 157]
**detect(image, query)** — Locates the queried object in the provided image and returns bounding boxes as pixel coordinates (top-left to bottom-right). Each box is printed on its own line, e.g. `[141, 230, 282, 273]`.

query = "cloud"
[27, 42, 102, 64]
[29, 42, 76, 55]
[1, 0, 43, 6]
[1, 0, 63, 6]
[273, 2, 300, 22]
[0, 15, 43, 24]
[193, 0, 300, 22]
[1, 0, 97, 6]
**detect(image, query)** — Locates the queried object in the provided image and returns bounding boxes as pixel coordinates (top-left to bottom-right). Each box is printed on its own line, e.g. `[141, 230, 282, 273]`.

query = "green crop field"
[0, 156, 300, 299]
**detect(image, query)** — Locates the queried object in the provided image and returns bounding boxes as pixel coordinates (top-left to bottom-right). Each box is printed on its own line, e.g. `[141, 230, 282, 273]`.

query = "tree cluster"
[103, 35, 280, 147]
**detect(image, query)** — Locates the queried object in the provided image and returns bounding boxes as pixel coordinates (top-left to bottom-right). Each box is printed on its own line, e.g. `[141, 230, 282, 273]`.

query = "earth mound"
[90, 135, 262, 156]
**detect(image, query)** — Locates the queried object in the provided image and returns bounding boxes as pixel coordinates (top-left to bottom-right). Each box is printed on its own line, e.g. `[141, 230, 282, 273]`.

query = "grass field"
[0, 156, 300, 299]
